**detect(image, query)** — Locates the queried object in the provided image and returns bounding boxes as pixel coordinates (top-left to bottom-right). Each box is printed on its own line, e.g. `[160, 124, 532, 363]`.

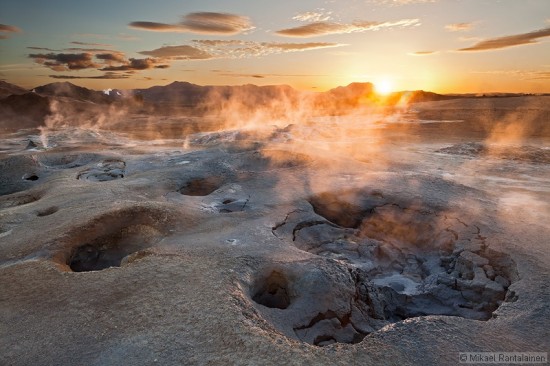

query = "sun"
[374, 79, 394, 95]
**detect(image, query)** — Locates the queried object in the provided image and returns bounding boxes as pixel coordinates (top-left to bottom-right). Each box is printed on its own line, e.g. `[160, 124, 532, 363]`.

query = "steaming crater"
[266, 190, 518, 346]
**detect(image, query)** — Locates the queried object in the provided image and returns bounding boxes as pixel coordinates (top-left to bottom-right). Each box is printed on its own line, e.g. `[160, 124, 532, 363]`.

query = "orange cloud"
[459, 26, 550, 51]
[275, 19, 419, 37]
[139, 45, 213, 59]
[445, 22, 474, 32]
[129, 12, 254, 35]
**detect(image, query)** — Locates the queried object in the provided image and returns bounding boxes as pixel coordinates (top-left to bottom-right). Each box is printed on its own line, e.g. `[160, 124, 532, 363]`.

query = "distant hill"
[0, 81, 28, 99]
[33, 82, 113, 104]
[386, 90, 461, 104]
[0, 92, 51, 131]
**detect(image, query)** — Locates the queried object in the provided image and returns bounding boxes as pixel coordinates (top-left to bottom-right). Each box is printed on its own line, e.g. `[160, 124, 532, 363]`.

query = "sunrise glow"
[374, 79, 394, 95]
[0, 1, 549, 93]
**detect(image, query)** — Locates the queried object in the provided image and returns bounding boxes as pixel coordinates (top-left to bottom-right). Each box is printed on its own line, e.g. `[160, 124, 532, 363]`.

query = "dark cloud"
[101, 58, 166, 71]
[0, 24, 21, 33]
[96, 52, 127, 63]
[28, 46, 59, 51]
[275, 19, 419, 37]
[29, 53, 99, 71]
[64, 47, 120, 53]
[70, 41, 113, 47]
[129, 12, 254, 35]
[459, 27, 550, 51]
[139, 45, 213, 59]
[49, 72, 130, 80]
[128, 21, 182, 32]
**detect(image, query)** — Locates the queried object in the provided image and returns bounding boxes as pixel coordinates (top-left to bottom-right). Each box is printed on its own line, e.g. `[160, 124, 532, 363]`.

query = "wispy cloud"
[139, 45, 213, 59]
[129, 12, 254, 35]
[445, 22, 474, 32]
[471, 69, 550, 80]
[192, 39, 345, 58]
[410, 50, 437, 55]
[0, 23, 22, 39]
[275, 19, 419, 37]
[49, 72, 130, 80]
[293, 9, 332, 22]
[70, 41, 113, 47]
[214, 70, 326, 79]
[28, 46, 60, 52]
[459, 26, 550, 51]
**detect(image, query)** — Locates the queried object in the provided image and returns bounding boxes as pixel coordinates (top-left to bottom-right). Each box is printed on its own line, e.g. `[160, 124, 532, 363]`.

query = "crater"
[266, 191, 519, 346]
[252, 271, 291, 309]
[38, 153, 98, 169]
[36, 206, 59, 217]
[178, 176, 224, 196]
[52, 206, 173, 272]
[77, 159, 125, 182]
[23, 173, 39, 181]
[68, 224, 161, 272]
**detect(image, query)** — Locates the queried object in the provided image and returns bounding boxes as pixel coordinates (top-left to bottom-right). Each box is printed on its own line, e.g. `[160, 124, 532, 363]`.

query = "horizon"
[5, 79, 550, 96]
[1, 0, 549, 94]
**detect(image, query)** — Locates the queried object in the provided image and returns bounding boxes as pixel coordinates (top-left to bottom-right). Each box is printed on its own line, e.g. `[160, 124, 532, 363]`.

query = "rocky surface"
[0, 102, 549, 365]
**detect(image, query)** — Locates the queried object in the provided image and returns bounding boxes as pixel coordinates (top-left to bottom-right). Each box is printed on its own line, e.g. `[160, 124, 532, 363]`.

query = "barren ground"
[1, 96, 549, 365]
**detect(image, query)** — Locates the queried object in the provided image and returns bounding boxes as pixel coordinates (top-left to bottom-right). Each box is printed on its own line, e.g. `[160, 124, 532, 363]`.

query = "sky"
[0, 0, 549, 93]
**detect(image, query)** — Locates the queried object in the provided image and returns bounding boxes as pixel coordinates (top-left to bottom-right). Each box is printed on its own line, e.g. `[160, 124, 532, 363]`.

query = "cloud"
[48, 72, 130, 80]
[128, 21, 182, 32]
[101, 58, 167, 71]
[275, 19, 419, 37]
[0, 23, 22, 39]
[293, 10, 332, 22]
[263, 42, 344, 51]
[64, 47, 121, 53]
[192, 39, 345, 58]
[445, 22, 474, 32]
[214, 70, 327, 79]
[28, 46, 60, 52]
[181, 12, 254, 35]
[96, 52, 127, 63]
[459, 26, 550, 51]
[410, 50, 436, 55]
[139, 45, 213, 59]
[70, 41, 113, 47]
[129, 12, 254, 35]
[0, 24, 21, 33]
[471, 69, 550, 80]
[29, 53, 99, 71]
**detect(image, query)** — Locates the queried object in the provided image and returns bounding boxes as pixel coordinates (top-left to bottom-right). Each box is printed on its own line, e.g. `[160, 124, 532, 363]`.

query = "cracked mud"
[264, 190, 519, 346]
